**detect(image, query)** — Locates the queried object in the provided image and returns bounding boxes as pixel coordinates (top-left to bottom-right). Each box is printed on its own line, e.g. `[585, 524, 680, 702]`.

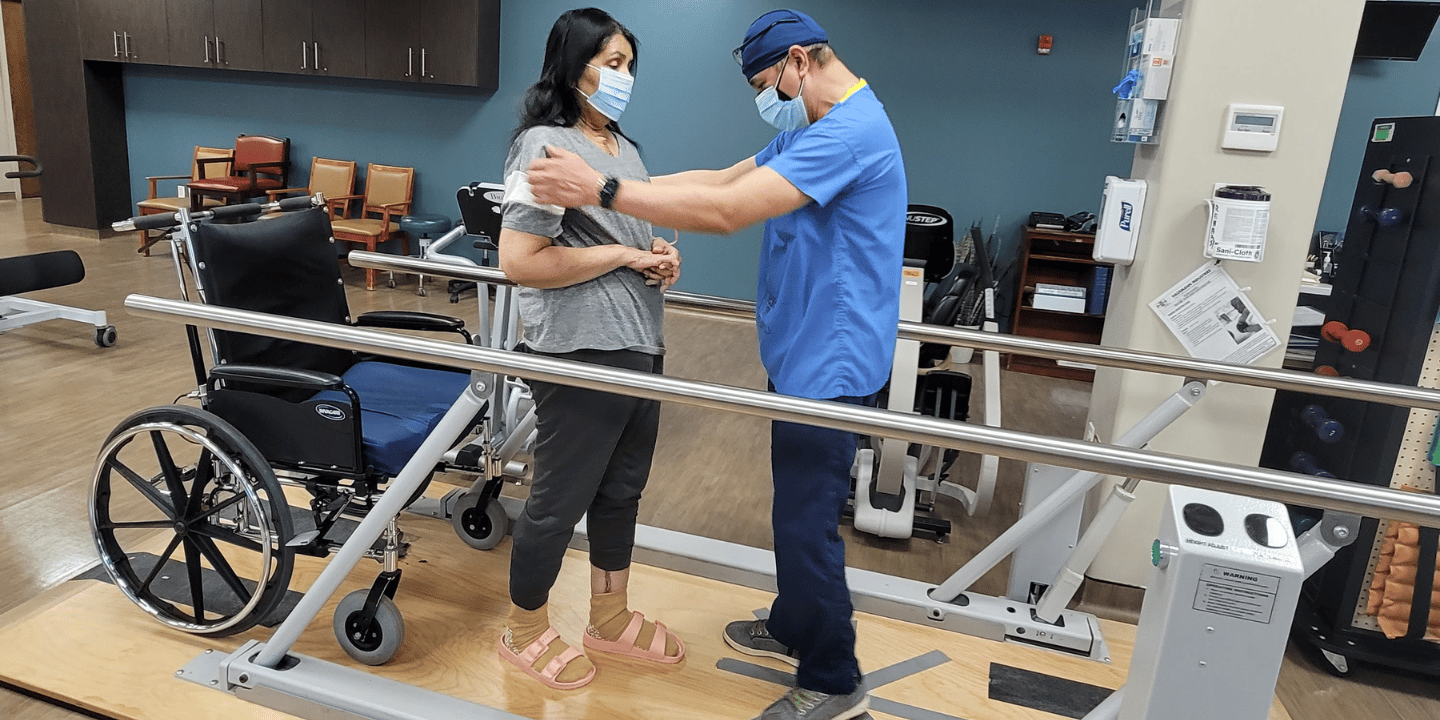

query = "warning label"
[1192, 563, 1280, 624]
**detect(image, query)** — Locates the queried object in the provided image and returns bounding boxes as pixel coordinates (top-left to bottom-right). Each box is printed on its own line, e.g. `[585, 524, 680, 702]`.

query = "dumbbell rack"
[1259, 114, 1440, 676]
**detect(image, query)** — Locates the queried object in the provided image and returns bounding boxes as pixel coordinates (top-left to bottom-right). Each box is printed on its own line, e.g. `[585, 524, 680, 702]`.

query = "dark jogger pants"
[508, 348, 662, 610]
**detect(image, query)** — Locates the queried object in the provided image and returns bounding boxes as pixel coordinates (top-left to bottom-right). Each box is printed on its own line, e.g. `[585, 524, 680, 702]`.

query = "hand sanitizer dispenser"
[1095, 176, 1147, 265]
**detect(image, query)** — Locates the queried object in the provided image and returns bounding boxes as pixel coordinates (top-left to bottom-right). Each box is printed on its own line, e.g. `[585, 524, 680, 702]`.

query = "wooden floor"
[0, 197, 1436, 718]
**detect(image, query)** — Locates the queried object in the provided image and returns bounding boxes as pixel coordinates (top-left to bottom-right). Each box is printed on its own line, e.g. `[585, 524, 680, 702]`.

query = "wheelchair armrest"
[355, 311, 468, 338]
[210, 364, 345, 391]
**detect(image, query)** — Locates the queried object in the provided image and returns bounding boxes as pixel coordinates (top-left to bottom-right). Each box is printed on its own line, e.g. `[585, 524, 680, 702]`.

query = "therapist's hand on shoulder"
[529, 146, 603, 207]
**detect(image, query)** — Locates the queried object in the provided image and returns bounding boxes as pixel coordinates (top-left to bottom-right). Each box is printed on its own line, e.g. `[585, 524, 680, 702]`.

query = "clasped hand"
[638, 237, 680, 290]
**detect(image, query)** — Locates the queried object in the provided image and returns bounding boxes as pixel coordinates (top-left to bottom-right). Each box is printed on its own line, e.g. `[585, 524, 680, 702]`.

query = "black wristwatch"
[598, 175, 621, 209]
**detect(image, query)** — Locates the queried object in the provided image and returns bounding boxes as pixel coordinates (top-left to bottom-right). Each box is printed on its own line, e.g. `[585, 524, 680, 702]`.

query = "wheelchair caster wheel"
[90, 405, 294, 636]
[95, 325, 117, 347]
[334, 590, 405, 666]
[452, 493, 508, 550]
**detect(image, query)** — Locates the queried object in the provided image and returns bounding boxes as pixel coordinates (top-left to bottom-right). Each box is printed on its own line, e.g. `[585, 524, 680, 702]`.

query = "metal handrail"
[125, 293, 1440, 527]
[348, 250, 1440, 412]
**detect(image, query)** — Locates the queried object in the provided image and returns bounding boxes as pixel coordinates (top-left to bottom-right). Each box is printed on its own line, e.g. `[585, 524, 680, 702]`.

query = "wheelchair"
[90, 194, 512, 664]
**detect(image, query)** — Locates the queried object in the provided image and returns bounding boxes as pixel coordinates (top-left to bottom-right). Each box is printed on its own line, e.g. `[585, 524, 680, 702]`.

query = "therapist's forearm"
[653, 157, 757, 188]
[613, 180, 742, 235]
[653, 169, 729, 186]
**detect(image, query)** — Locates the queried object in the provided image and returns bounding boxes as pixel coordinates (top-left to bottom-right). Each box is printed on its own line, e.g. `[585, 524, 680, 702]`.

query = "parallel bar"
[348, 251, 1440, 411]
[124, 294, 1440, 528]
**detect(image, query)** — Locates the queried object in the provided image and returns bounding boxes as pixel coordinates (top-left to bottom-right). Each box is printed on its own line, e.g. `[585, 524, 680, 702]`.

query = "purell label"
[1119, 202, 1134, 232]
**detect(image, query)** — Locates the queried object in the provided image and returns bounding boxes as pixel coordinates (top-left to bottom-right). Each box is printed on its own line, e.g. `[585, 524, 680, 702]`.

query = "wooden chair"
[135, 145, 233, 255]
[331, 163, 414, 290]
[265, 157, 358, 219]
[187, 134, 290, 210]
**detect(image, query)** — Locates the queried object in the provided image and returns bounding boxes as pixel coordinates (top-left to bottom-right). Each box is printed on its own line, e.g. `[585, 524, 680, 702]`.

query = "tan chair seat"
[332, 218, 401, 237]
[190, 177, 284, 193]
[138, 196, 224, 212]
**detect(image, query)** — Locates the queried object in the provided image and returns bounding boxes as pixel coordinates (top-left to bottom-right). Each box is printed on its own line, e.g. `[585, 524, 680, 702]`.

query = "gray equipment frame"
[113, 251, 1440, 720]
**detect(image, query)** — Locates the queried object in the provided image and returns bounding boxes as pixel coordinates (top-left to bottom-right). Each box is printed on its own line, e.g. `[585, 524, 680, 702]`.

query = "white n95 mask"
[582, 64, 633, 122]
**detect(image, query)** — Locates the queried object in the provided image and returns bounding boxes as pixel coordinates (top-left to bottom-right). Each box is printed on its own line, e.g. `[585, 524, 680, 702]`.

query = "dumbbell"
[1358, 204, 1406, 227]
[1301, 404, 1345, 443]
[1321, 321, 1371, 352]
[1371, 168, 1414, 189]
[1289, 451, 1336, 478]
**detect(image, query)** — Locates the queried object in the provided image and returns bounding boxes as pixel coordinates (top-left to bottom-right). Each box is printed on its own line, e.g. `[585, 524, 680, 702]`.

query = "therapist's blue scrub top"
[754, 81, 907, 400]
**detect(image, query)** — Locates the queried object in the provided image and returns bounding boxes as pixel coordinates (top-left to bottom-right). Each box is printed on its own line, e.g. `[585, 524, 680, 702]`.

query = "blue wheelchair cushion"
[309, 361, 472, 477]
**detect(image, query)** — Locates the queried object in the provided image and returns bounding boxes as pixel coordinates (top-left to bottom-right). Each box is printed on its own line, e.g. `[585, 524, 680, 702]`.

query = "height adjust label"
[1192, 563, 1281, 624]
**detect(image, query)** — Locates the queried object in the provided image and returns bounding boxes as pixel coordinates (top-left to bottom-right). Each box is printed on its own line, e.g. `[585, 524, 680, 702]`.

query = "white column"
[1086, 0, 1366, 586]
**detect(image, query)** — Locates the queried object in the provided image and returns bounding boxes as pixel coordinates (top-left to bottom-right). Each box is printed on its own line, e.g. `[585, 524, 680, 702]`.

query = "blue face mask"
[582, 64, 633, 122]
[755, 59, 809, 131]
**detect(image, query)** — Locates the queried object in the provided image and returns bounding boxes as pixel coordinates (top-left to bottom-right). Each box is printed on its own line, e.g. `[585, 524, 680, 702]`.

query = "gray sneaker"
[724, 618, 800, 666]
[759, 686, 870, 719]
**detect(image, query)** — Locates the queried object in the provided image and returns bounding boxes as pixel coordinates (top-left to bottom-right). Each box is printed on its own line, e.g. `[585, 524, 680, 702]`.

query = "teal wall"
[124, 1, 1140, 300]
[1315, 22, 1440, 237]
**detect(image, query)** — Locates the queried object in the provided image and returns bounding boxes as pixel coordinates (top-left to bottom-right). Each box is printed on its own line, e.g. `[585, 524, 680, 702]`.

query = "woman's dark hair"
[513, 8, 640, 145]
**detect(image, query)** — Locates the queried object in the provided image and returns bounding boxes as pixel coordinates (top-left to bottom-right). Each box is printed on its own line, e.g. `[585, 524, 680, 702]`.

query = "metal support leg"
[930, 380, 1207, 603]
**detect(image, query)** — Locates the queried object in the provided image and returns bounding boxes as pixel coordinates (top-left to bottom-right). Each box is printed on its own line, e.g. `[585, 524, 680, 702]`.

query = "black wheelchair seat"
[189, 207, 475, 479]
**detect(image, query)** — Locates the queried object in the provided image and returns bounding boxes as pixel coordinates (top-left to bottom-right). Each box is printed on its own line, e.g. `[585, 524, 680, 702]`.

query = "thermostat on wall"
[1222, 103, 1284, 152]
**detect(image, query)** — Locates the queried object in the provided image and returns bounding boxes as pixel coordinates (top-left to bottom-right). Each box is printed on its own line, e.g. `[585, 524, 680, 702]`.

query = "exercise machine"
[0, 155, 117, 347]
[852, 208, 1003, 539]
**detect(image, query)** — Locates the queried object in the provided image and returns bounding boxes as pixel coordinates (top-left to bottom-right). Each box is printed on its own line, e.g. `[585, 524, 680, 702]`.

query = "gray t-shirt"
[500, 125, 664, 355]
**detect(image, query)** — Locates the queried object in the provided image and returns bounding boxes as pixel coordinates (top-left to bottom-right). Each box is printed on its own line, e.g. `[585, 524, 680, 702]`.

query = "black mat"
[78, 506, 363, 628]
[987, 662, 1115, 719]
[78, 552, 305, 627]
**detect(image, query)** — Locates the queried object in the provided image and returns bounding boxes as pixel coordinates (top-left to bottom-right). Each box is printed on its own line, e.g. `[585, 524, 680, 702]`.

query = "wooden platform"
[0, 509, 1293, 720]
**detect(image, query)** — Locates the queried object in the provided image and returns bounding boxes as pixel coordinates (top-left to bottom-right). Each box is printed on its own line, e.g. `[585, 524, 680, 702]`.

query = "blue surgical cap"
[738, 9, 829, 80]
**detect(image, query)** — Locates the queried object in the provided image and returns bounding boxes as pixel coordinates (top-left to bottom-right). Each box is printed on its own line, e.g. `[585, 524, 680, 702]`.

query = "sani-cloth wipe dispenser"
[1095, 176, 1146, 265]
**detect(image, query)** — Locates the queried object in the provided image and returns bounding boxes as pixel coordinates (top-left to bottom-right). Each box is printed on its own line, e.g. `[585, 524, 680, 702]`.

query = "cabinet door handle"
[314, 42, 322, 72]
[301, 41, 308, 70]
[218, 38, 226, 65]
[123, 32, 131, 58]
[407, 47, 413, 77]
[421, 47, 427, 78]
[113, 31, 119, 58]
[204, 35, 211, 63]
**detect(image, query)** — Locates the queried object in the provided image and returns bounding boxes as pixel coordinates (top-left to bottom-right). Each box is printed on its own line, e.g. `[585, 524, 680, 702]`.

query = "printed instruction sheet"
[1149, 262, 1280, 364]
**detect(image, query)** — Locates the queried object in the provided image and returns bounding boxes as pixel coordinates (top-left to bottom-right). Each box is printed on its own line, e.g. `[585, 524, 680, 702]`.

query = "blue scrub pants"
[764, 390, 872, 696]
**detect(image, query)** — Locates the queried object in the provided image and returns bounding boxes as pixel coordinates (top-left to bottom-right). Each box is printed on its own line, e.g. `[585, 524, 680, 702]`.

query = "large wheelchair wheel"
[90, 405, 294, 636]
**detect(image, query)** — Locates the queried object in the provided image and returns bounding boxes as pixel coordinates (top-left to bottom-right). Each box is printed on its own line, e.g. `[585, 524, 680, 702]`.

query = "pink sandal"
[497, 627, 596, 690]
[583, 611, 686, 664]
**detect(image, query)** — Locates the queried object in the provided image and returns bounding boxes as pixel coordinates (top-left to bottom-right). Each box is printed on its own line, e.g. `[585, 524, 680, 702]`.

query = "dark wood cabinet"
[167, 0, 263, 71]
[365, 0, 499, 88]
[262, 0, 364, 77]
[312, 0, 366, 78]
[260, 0, 308, 73]
[1006, 228, 1113, 382]
[79, 0, 170, 64]
[28, 0, 502, 230]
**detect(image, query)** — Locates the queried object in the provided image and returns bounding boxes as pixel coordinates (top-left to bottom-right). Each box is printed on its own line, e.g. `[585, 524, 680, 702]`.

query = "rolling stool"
[400, 213, 453, 296]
